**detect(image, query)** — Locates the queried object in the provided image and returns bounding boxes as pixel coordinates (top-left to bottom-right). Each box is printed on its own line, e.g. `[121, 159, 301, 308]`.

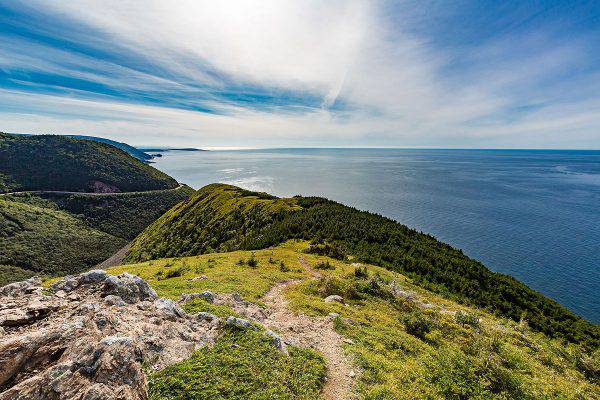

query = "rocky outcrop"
[0, 272, 220, 400]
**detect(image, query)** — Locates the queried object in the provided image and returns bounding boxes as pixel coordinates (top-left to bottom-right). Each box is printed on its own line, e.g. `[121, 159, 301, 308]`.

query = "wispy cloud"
[0, 0, 599, 148]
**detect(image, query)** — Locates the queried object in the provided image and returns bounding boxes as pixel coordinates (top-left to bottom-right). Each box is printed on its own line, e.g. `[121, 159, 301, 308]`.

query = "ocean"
[151, 148, 600, 323]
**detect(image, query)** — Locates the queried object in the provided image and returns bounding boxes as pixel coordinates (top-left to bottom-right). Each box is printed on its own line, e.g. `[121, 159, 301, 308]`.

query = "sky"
[0, 0, 599, 148]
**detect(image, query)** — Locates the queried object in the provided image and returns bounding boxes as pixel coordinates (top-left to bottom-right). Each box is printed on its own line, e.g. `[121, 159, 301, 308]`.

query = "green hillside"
[18, 186, 194, 240]
[0, 132, 177, 193]
[126, 184, 599, 349]
[0, 187, 193, 276]
[0, 199, 124, 276]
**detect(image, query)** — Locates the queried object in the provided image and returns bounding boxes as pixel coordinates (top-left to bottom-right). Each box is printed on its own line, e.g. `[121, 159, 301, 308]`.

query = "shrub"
[307, 242, 346, 260]
[354, 265, 368, 278]
[164, 267, 184, 279]
[247, 254, 258, 268]
[455, 311, 480, 328]
[236, 258, 245, 266]
[314, 261, 334, 270]
[316, 276, 359, 300]
[577, 349, 599, 384]
[403, 311, 434, 340]
[279, 261, 289, 272]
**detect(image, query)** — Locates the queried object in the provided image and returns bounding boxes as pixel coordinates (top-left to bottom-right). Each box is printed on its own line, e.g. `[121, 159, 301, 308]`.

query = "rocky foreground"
[0, 271, 251, 399]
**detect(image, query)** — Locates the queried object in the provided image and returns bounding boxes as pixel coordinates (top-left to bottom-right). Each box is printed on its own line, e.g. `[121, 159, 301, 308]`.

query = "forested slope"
[0, 132, 177, 193]
[126, 184, 599, 348]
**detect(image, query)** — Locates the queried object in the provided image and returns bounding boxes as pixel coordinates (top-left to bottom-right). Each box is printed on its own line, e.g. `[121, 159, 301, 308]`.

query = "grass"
[107, 242, 599, 399]
[148, 327, 326, 400]
[124, 183, 301, 262]
[283, 257, 600, 400]
[111, 244, 308, 302]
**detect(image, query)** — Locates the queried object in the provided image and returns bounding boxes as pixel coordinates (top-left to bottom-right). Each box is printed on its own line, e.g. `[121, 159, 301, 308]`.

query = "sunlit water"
[151, 148, 600, 323]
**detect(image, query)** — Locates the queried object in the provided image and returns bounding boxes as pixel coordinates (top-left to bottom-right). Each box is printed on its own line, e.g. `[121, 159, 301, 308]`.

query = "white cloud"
[2, 0, 599, 148]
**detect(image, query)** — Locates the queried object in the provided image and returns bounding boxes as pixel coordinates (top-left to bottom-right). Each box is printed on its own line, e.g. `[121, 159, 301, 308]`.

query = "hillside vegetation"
[0, 132, 177, 193]
[0, 199, 124, 276]
[0, 187, 193, 277]
[126, 184, 599, 349]
[110, 243, 599, 399]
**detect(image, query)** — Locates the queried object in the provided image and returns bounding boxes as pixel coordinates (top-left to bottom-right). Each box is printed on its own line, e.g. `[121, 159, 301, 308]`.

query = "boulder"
[0, 272, 219, 399]
[226, 316, 259, 331]
[265, 329, 286, 352]
[154, 298, 186, 319]
[103, 273, 158, 304]
[324, 295, 344, 303]
[195, 312, 218, 322]
[179, 291, 215, 304]
[0, 277, 41, 297]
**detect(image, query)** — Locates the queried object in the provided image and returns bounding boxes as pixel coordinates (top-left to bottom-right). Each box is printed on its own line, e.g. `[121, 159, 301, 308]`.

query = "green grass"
[124, 183, 300, 262]
[109, 244, 599, 400]
[148, 327, 326, 400]
[112, 245, 307, 301]
[0, 199, 124, 275]
[283, 258, 600, 400]
[125, 184, 599, 348]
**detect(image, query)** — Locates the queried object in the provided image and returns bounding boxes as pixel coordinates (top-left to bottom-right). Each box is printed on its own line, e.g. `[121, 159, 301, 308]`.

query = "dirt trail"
[260, 257, 357, 400]
[96, 242, 132, 269]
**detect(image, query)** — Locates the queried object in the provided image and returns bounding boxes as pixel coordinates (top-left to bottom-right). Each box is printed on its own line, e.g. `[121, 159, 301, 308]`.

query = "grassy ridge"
[125, 183, 300, 261]
[0, 132, 178, 193]
[0, 199, 124, 276]
[110, 244, 599, 399]
[126, 184, 599, 348]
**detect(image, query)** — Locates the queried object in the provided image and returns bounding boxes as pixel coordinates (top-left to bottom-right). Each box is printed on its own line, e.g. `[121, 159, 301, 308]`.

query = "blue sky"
[0, 0, 599, 148]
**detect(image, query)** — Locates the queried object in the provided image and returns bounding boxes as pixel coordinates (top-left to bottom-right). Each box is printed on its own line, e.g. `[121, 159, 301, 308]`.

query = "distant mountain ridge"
[67, 134, 154, 161]
[0, 132, 178, 193]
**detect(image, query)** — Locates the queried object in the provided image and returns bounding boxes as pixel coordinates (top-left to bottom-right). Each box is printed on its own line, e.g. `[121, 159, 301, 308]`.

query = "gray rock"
[104, 295, 126, 307]
[0, 277, 41, 297]
[51, 276, 79, 292]
[103, 273, 158, 304]
[265, 329, 286, 352]
[154, 298, 186, 319]
[226, 316, 259, 331]
[324, 295, 344, 303]
[179, 291, 215, 304]
[195, 312, 217, 322]
[100, 335, 133, 346]
[0, 309, 32, 327]
[80, 269, 109, 284]
[328, 312, 340, 319]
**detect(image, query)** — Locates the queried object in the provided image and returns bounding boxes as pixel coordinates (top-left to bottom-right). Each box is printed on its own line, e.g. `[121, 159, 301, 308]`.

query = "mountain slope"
[0, 199, 124, 276]
[125, 184, 599, 348]
[0, 132, 177, 193]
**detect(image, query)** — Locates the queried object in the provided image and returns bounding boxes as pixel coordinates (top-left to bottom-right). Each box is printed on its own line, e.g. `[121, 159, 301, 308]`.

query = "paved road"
[0, 184, 186, 197]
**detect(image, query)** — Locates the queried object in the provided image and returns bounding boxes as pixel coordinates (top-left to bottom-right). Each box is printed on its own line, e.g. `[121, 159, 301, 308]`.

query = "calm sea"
[151, 148, 600, 323]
